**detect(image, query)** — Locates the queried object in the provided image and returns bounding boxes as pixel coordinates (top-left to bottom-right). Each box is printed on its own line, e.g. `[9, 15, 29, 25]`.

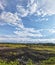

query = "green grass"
[0, 57, 55, 65]
[0, 43, 55, 50]
[28, 45, 55, 54]
[0, 43, 27, 48]
[0, 59, 19, 65]
[41, 57, 55, 65]
[0, 59, 34, 65]
[0, 43, 55, 65]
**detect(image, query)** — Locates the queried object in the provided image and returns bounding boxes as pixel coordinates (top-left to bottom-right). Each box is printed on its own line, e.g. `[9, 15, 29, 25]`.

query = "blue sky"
[0, 0, 55, 43]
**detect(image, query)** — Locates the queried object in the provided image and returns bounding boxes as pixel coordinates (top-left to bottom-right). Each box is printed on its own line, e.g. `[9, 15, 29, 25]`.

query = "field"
[0, 43, 55, 65]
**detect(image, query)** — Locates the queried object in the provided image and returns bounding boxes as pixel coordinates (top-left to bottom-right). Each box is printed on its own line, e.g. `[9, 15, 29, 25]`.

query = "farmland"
[0, 43, 55, 65]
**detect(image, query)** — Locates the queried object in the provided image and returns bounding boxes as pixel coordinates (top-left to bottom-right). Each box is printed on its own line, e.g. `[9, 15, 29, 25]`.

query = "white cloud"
[28, 0, 34, 5]
[14, 30, 42, 38]
[0, 3, 4, 10]
[25, 28, 39, 33]
[0, 0, 6, 10]
[0, 28, 55, 43]
[36, 39, 55, 43]
[0, 12, 20, 24]
[28, 3, 37, 15]
[36, 29, 55, 37]
[0, 35, 55, 43]
[42, 29, 55, 35]
[16, 5, 29, 17]
[1, 0, 55, 17]
[36, 0, 55, 16]
[14, 27, 43, 38]
[48, 29, 55, 34]
[0, 11, 24, 28]
[0, 0, 55, 43]
[16, 0, 55, 17]
[16, 0, 38, 17]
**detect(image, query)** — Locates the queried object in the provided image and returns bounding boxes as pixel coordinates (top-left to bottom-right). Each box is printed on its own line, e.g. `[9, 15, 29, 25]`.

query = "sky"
[0, 0, 55, 43]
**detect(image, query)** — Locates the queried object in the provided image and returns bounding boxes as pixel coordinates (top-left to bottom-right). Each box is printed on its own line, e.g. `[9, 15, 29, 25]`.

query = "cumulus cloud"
[48, 29, 55, 34]
[14, 26, 43, 38]
[36, 0, 55, 16]
[0, 0, 55, 43]
[37, 29, 55, 37]
[17, 3, 37, 17]
[16, 0, 38, 17]
[0, 3, 4, 10]
[14, 30, 42, 38]
[0, 11, 24, 28]
[16, 5, 29, 17]
[0, 12, 20, 24]
[28, 3, 37, 15]
[16, 0, 55, 17]
[27, 0, 34, 5]
[0, 0, 6, 10]
[0, 35, 55, 43]
[1, 0, 55, 17]
[0, 28, 55, 43]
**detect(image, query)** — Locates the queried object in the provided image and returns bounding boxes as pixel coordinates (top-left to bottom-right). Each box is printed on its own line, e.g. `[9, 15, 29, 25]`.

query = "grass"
[0, 43, 55, 65]
[0, 57, 55, 65]
[0, 43, 55, 49]
[28, 45, 55, 54]
[0, 59, 34, 65]
[0, 59, 19, 65]
[0, 43, 26, 48]
[41, 57, 55, 65]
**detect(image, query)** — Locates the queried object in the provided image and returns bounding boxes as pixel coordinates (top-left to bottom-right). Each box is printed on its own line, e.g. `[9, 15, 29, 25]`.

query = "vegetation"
[26, 59, 33, 65]
[0, 43, 26, 48]
[0, 43, 55, 65]
[0, 59, 19, 65]
[41, 57, 55, 65]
